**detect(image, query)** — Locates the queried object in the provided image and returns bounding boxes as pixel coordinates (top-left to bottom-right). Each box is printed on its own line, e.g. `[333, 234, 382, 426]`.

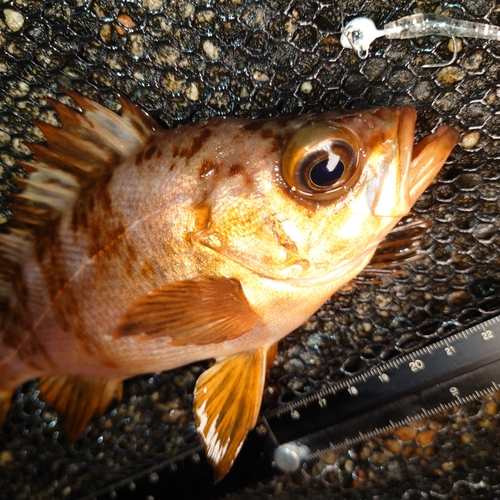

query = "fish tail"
[0, 89, 160, 318]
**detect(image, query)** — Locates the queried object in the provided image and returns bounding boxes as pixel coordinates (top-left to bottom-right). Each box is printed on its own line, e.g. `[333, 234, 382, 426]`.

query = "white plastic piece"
[273, 443, 310, 472]
[341, 13, 500, 66]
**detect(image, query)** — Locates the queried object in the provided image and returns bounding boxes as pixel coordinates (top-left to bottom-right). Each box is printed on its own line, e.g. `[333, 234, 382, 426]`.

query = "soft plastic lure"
[341, 13, 500, 67]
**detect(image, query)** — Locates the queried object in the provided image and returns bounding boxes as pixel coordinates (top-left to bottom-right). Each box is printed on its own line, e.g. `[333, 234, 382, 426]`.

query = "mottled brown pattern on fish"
[35, 216, 69, 306]
[135, 150, 145, 166]
[178, 128, 213, 161]
[35, 175, 127, 364]
[120, 239, 139, 280]
[71, 171, 117, 235]
[241, 121, 266, 132]
[70, 197, 88, 233]
[144, 143, 157, 161]
[198, 158, 220, 179]
[247, 124, 290, 154]
[71, 171, 129, 260]
[94, 172, 113, 214]
[139, 259, 157, 280]
[260, 128, 273, 140]
[228, 163, 254, 191]
[271, 133, 286, 153]
[229, 163, 243, 178]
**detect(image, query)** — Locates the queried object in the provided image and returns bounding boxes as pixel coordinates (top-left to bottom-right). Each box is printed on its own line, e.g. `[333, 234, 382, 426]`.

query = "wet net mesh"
[0, 0, 500, 498]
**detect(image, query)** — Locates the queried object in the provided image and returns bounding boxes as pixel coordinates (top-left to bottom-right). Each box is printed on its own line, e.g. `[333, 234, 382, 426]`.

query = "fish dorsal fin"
[38, 374, 123, 442]
[114, 276, 262, 345]
[0, 90, 160, 313]
[194, 348, 267, 481]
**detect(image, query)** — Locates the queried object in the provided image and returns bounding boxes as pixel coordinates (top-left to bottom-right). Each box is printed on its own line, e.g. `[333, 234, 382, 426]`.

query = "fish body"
[0, 91, 459, 479]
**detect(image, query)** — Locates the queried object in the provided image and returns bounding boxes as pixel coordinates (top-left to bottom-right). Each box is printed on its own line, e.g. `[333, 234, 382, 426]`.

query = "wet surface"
[0, 0, 500, 498]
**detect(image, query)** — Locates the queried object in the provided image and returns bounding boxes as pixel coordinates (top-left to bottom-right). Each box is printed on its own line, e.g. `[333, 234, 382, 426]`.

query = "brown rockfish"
[0, 90, 459, 480]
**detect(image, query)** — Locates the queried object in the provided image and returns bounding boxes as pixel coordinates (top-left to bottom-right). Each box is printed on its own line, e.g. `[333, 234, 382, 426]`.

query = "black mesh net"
[0, 0, 500, 499]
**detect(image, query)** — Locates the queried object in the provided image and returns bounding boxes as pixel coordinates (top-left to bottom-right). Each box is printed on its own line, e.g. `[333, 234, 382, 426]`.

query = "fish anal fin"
[39, 375, 123, 442]
[114, 277, 262, 346]
[266, 342, 278, 371]
[0, 389, 14, 430]
[194, 348, 267, 482]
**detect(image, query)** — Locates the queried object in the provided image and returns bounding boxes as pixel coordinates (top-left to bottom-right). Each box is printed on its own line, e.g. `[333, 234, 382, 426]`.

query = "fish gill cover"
[0, 0, 499, 499]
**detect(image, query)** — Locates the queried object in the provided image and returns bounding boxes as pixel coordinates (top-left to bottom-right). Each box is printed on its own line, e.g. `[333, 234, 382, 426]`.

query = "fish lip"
[369, 106, 415, 217]
[366, 106, 459, 218]
[409, 124, 461, 204]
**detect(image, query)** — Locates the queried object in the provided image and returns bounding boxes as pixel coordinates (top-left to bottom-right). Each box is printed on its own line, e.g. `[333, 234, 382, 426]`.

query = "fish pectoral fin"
[114, 276, 262, 346]
[194, 347, 267, 482]
[359, 215, 432, 279]
[38, 375, 123, 442]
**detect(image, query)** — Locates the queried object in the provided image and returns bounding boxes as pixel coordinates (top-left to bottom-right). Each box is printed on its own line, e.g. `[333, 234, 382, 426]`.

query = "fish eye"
[282, 123, 361, 202]
[299, 142, 357, 195]
[308, 154, 344, 187]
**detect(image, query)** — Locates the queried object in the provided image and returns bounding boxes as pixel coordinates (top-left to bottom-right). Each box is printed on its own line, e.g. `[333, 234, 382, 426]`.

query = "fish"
[0, 90, 459, 480]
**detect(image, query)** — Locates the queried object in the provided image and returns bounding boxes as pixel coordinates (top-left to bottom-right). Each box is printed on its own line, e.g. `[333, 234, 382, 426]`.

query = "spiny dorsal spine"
[0, 89, 160, 312]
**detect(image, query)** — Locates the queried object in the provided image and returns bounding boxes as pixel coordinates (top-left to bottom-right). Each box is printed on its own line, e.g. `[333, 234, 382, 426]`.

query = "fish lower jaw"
[280, 245, 378, 288]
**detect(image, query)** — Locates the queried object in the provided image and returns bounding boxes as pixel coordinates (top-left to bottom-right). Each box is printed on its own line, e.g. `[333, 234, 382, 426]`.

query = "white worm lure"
[341, 13, 500, 67]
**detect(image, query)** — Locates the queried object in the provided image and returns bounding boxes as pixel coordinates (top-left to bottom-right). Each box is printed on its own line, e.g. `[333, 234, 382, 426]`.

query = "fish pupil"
[309, 156, 345, 187]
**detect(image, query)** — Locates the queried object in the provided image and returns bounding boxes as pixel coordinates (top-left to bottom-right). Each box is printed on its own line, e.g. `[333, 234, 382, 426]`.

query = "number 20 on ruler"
[410, 360, 425, 372]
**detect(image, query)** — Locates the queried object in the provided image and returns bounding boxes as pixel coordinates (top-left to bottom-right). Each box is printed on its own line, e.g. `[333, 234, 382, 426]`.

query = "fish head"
[196, 107, 459, 285]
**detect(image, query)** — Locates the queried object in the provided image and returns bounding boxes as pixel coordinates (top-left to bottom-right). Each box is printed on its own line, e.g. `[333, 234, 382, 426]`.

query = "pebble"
[4, 9, 24, 32]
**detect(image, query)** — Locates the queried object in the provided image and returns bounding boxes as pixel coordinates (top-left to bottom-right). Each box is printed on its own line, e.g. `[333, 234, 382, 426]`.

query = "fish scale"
[0, 0, 499, 498]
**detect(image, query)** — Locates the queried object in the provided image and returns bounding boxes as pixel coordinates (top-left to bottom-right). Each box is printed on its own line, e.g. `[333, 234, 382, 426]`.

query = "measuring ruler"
[85, 312, 500, 500]
[267, 313, 500, 472]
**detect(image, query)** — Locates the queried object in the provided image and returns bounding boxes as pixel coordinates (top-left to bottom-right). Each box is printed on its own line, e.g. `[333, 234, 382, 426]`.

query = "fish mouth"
[368, 106, 460, 218]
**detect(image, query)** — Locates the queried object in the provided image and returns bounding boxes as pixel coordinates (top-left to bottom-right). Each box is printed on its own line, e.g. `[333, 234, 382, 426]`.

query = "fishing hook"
[340, 13, 500, 68]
